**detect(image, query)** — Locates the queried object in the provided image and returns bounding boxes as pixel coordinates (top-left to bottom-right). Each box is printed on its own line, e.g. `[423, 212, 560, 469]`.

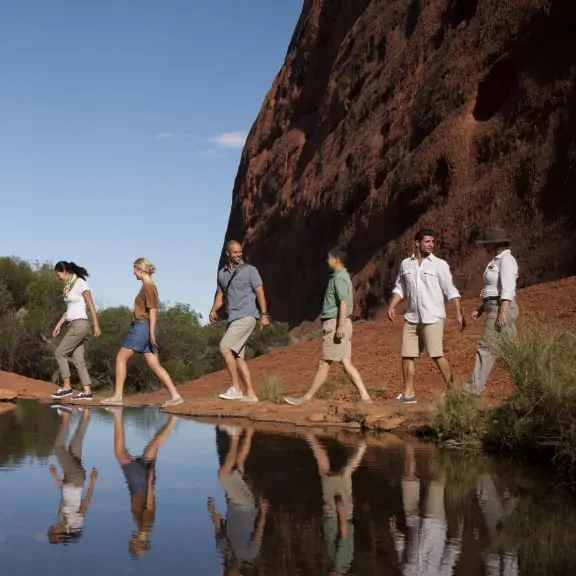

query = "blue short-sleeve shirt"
[217, 262, 262, 323]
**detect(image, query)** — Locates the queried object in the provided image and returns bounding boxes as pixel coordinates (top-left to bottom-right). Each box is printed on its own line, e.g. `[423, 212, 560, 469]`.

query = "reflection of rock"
[0, 389, 17, 402]
[0, 402, 17, 414]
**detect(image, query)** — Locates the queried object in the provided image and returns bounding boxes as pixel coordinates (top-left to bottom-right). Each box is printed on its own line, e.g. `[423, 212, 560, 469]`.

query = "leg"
[469, 305, 499, 395]
[221, 346, 242, 392]
[112, 347, 135, 399]
[112, 409, 131, 465]
[70, 342, 92, 394]
[142, 415, 178, 461]
[237, 358, 257, 399]
[303, 318, 337, 400]
[341, 359, 371, 401]
[400, 322, 420, 399]
[68, 409, 91, 460]
[219, 431, 241, 477]
[54, 336, 74, 391]
[306, 360, 332, 400]
[422, 321, 452, 386]
[236, 427, 254, 469]
[434, 357, 453, 386]
[143, 353, 181, 400]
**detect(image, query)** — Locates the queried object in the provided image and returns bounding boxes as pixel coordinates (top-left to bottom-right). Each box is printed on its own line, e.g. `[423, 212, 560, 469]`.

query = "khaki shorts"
[322, 318, 352, 362]
[220, 316, 257, 359]
[401, 321, 444, 358]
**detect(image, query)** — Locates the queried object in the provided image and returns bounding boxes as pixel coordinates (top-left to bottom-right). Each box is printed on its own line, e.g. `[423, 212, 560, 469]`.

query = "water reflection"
[1, 402, 576, 575]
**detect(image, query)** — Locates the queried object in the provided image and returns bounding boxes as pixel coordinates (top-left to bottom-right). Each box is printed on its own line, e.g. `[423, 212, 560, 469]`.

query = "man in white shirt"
[388, 229, 464, 403]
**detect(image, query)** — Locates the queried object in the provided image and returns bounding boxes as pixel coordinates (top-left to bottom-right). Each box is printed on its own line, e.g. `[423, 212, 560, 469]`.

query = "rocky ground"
[1, 277, 574, 431]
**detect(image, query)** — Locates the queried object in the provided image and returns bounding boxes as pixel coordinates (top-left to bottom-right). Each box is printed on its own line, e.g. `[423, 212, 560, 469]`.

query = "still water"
[1, 401, 576, 575]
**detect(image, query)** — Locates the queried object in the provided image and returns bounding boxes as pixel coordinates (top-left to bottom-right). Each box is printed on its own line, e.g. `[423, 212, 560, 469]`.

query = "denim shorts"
[122, 320, 158, 354]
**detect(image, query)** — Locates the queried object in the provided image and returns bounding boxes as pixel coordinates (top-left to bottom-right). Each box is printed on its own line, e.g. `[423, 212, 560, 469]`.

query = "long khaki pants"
[55, 319, 92, 387]
[469, 300, 518, 395]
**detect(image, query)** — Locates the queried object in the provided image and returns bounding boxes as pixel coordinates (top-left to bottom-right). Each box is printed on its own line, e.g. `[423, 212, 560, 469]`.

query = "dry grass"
[258, 375, 284, 402]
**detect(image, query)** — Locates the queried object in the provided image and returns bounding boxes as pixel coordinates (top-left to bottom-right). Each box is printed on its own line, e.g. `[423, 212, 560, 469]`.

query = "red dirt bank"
[1, 277, 574, 431]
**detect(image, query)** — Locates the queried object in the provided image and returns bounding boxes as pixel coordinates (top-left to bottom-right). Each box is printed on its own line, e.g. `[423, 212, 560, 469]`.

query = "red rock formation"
[224, 0, 576, 327]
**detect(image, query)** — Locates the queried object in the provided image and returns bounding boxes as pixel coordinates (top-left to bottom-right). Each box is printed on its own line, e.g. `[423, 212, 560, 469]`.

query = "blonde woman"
[102, 258, 183, 408]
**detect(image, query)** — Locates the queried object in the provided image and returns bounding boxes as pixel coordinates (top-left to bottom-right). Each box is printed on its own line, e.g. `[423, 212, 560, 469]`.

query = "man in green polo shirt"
[285, 247, 372, 406]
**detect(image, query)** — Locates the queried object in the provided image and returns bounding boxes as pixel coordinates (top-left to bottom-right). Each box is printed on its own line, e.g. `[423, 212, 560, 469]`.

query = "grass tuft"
[258, 375, 284, 403]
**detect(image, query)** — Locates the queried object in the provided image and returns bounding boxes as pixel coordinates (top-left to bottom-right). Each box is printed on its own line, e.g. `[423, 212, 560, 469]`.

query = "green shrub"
[258, 375, 284, 402]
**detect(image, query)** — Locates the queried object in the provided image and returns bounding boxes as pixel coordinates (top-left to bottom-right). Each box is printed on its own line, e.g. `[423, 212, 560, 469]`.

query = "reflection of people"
[304, 433, 366, 576]
[390, 442, 462, 575]
[111, 409, 177, 556]
[52, 261, 101, 401]
[208, 426, 269, 574]
[467, 228, 519, 396]
[48, 408, 98, 543]
[387, 229, 464, 404]
[477, 473, 518, 575]
[102, 258, 183, 408]
[209, 241, 271, 403]
[284, 247, 372, 406]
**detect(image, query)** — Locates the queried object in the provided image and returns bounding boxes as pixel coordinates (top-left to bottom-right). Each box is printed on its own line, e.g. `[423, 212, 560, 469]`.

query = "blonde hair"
[133, 258, 156, 275]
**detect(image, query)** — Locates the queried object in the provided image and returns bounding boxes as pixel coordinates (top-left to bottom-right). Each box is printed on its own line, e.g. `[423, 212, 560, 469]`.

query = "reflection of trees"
[90, 407, 170, 441]
[0, 401, 60, 468]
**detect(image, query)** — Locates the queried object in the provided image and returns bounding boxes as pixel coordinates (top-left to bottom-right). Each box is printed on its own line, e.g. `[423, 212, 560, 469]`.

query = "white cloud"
[155, 132, 177, 140]
[213, 131, 248, 149]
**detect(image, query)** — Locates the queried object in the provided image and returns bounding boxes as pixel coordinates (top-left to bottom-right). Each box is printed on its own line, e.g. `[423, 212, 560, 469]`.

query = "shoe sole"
[219, 395, 243, 400]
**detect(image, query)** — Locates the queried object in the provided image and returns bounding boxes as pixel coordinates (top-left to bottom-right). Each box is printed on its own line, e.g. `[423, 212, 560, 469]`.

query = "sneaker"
[219, 387, 243, 400]
[218, 425, 242, 437]
[51, 404, 73, 414]
[51, 388, 73, 399]
[161, 396, 184, 409]
[72, 392, 93, 401]
[395, 393, 417, 404]
[101, 397, 124, 406]
[284, 396, 309, 407]
[240, 396, 259, 403]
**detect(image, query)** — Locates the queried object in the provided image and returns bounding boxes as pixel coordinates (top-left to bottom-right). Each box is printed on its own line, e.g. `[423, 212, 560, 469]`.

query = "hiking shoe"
[72, 392, 93, 401]
[161, 396, 184, 409]
[51, 388, 73, 399]
[284, 396, 309, 407]
[101, 396, 124, 406]
[219, 387, 243, 400]
[240, 396, 259, 403]
[395, 393, 417, 404]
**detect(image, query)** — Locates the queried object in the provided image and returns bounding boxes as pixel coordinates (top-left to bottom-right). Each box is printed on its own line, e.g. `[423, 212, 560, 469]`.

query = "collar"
[331, 267, 347, 276]
[493, 249, 511, 261]
[225, 260, 245, 273]
[410, 253, 435, 262]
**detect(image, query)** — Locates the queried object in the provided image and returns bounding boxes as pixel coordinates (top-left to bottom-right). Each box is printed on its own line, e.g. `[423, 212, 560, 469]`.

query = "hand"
[496, 311, 507, 328]
[471, 308, 483, 320]
[91, 468, 98, 481]
[456, 313, 466, 332]
[150, 333, 158, 349]
[335, 326, 345, 340]
[52, 325, 61, 338]
[209, 308, 218, 325]
[207, 497, 216, 514]
[387, 307, 396, 323]
[50, 464, 57, 476]
[260, 314, 271, 329]
[93, 325, 102, 338]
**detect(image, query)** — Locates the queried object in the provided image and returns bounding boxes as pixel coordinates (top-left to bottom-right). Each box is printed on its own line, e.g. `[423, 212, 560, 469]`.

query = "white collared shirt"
[392, 254, 460, 324]
[481, 249, 518, 301]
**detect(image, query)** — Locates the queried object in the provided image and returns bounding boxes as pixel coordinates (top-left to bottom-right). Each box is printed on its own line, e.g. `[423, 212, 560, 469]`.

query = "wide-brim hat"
[476, 227, 510, 245]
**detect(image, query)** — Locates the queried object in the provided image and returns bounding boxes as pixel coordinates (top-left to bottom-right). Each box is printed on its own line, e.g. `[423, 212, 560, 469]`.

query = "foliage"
[0, 257, 291, 393]
[258, 375, 284, 402]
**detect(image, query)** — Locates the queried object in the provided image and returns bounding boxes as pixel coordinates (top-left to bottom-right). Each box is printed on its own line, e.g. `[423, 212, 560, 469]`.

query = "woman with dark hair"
[101, 258, 183, 408]
[52, 261, 101, 400]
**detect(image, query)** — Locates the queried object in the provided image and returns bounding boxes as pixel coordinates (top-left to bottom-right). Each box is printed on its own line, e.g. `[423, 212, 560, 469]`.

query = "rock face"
[223, 0, 576, 327]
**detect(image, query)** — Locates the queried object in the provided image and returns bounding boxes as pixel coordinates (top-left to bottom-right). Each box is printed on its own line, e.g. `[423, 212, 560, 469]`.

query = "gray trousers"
[469, 300, 518, 395]
[55, 319, 92, 387]
[55, 415, 89, 486]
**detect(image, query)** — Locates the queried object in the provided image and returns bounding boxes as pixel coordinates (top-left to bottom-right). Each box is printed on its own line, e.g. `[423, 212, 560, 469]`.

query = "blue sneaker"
[51, 388, 73, 399]
[72, 392, 93, 401]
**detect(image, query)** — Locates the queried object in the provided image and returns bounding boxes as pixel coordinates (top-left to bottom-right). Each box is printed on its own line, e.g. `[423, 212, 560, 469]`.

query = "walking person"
[209, 241, 271, 403]
[388, 229, 464, 404]
[47, 408, 98, 543]
[101, 258, 183, 408]
[284, 247, 372, 406]
[467, 228, 519, 396]
[52, 261, 101, 400]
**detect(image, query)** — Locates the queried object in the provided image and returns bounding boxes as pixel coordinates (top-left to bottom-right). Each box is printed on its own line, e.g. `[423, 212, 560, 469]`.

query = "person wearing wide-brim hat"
[467, 228, 519, 395]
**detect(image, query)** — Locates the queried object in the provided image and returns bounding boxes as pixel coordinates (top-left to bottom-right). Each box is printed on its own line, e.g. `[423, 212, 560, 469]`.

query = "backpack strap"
[222, 263, 247, 300]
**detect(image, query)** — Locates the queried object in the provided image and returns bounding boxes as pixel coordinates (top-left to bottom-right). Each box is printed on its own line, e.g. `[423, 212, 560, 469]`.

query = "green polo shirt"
[322, 268, 354, 320]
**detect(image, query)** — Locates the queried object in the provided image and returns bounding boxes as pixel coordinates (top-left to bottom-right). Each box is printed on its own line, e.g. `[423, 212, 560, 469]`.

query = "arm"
[83, 290, 101, 337]
[387, 271, 404, 322]
[497, 255, 517, 327]
[209, 285, 224, 324]
[53, 313, 67, 337]
[49, 465, 62, 488]
[438, 263, 464, 330]
[334, 275, 351, 337]
[79, 468, 98, 516]
[250, 267, 270, 327]
[253, 498, 269, 542]
[149, 307, 158, 347]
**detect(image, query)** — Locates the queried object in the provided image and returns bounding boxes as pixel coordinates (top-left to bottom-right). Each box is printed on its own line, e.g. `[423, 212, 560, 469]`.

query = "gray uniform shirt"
[217, 263, 263, 323]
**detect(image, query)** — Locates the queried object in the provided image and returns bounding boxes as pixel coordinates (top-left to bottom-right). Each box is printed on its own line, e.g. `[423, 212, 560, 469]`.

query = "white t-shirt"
[64, 278, 90, 321]
[62, 483, 84, 532]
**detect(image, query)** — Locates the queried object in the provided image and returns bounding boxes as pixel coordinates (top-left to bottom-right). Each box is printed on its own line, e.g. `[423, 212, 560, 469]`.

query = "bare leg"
[219, 433, 241, 477]
[402, 358, 416, 398]
[112, 410, 131, 465]
[237, 358, 257, 399]
[303, 360, 332, 400]
[220, 346, 243, 393]
[341, 359, 371, 400]
[434, 357, 453, 386]
[113, 348, 134, 399]
[143, 354, 181, 400]
[305, 433, 331, 475]
[236, 428, 254, 468]
[142, 416, 178, 461]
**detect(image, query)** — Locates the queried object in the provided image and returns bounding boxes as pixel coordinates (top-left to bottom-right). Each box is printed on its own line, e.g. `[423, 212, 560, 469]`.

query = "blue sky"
[0, 0, 302, 319]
